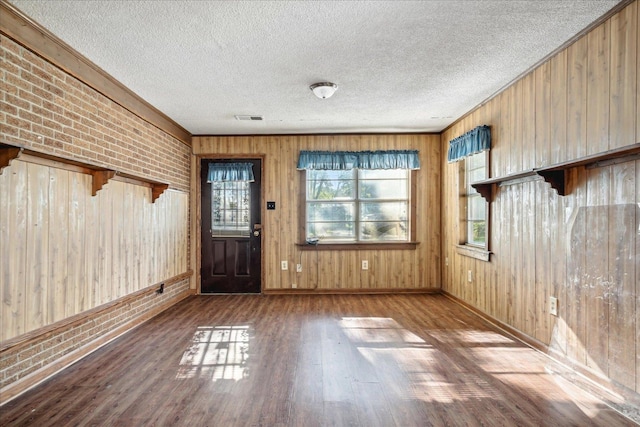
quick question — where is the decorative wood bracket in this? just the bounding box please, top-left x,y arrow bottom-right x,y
472,183 -> 493,202
0,143 -> 169,203
472,143 -> 640,202
0,146 -> 23,175
91,170 -> 116,196
536,169 -> 567,196
151,183 -> 169,203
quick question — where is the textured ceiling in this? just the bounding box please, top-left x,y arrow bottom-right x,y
8,0 -> 622,136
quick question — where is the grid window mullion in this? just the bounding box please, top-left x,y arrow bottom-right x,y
306,169 -> 409,242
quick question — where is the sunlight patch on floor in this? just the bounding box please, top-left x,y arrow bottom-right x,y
176,325 -> 250,381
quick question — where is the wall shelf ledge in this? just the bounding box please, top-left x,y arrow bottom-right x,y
0,143 -> 169,203
472,143 -> 640,201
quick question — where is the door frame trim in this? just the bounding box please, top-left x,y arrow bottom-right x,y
192,154 -> 266,294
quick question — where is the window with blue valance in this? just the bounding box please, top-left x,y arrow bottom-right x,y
207,162 -> 255,182
297,150 -> 420,170
447,125 -> 491,162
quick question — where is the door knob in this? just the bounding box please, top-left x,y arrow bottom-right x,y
253,230 -> 260,237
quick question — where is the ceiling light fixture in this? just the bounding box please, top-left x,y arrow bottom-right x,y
310,82 -> 338,99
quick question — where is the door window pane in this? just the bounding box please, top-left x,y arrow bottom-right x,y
212,181 -> 250,236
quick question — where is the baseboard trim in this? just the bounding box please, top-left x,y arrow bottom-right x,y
441,290 -> 640,423
440,290 -> 548,352
0,279 -> 194,405
263,287 -> 441,295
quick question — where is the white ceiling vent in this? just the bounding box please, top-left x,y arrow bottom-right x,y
235,115 -> 264,121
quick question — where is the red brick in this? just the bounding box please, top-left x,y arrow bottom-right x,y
32,86 -> 55,102
31,65 -> 54,83
3,50 -> 32,72
42,118 -> 63,132
21,49 -> 45,69
54,131 -> 72,144
20,69 -> 44,87
42,62 -> 67,81
19,108 -> 43,124
0,100 -> 18,116
53,113 -> 72,127
6,115 -> 31,130
31,124 -> 55,138
1,58 -> 20,76
42,100 -> 64,115
5,93 -> 30,110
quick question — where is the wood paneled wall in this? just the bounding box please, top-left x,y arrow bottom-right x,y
0,159 -> 189,341
441,1 -> 639,392
193,134 -> 441,292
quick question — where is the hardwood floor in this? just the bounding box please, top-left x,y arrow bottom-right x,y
1,294 -> 636,426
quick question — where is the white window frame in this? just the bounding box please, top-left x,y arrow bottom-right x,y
456,151 -> 490,261
302,169 -> 415,245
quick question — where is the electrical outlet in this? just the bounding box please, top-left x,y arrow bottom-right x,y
362,260 -> 369,270
549,296 -> 558,316
445,257 -> 449,266
281,261 -> 288,270
467,270 -> 473,282
296,264 -> 302,273
292,283 -> 297,289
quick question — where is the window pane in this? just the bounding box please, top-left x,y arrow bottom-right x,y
308,170 -> 354,180
360,221 -> 408,241
359,169 -> 407,179
360,202 -> 407,221
467,167 -> 486,185
467,195 -> 486,221
464,152 -> 488,246
307,170 -> 355,201
307,222 -> 355,240
307,202 -> 355,222
359,179 -> 407,200
466,152 -> 485,169
467,220 -> 486,245
307,180 -> 355,200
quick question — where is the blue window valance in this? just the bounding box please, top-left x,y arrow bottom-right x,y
207,162 -> 255,182
297,150 -> 420,170
447,125 -> 491,162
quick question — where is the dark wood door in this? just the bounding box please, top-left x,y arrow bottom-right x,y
201,159 -> 261,293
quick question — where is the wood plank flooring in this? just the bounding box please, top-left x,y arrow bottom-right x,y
1,294 -> 636,426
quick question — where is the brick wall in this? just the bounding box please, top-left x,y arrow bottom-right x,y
0,33 -> 194,403
1,35 -> 190,192
0,277 -> 192,403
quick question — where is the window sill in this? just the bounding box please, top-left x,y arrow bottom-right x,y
455,244 -> 491,261
296,242 -> 419,251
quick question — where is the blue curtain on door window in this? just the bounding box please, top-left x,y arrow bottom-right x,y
207,162 -> 255,182
297,150 -> 420,170
447,125 -> 491,162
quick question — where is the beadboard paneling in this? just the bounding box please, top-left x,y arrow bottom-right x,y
0,160 -> 189,341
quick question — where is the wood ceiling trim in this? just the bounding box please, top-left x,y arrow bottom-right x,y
0,0 -> 192,147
